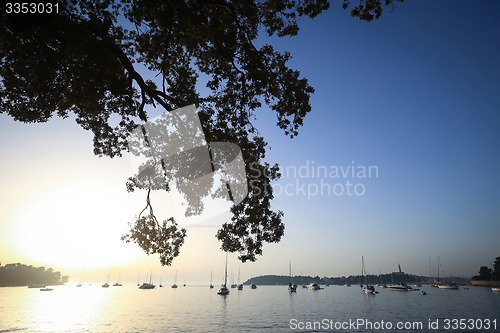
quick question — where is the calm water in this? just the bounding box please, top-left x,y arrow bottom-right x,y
1,284 -> 499,332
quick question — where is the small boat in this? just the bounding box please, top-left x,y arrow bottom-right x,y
421,291 -> 427,295
251,283 -> 257,289
217,253 -> 230,296
362,285 -> 377,294
76,269 -> 84,288
217,284 -> 230,295
288,261 -> 297,292
388,282 -> 413,291
113,273 -> 122,286
172,270 -> 178,288
139,271 -> 155,289
102,267 -> 111,288
236,268 -> 243,290
491,287 -> 500,293
361,256 -> 377,294
139,282 -> 155,289
307,282 -> 322,290
437,283 -> 459,290
40,287 -> 53,291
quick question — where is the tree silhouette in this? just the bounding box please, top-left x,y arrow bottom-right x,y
1,0 -> 403,265
493,257 -> 500,279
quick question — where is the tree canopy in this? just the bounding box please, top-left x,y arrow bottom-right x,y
472,257 -> 500,280
1,0 -> 403,265
0,263 -> 68,287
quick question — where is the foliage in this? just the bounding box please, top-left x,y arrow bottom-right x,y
0,263 -> 68,287
0,0 -> 403,265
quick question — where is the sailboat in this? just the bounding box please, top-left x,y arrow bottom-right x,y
209,269 -> 214,289
113,273 -> 122,286
230,269 -> 237,288
172,270 -> 178,288
139,270 -> 155,289
217,253 -> 230,295
361,256 -> 377,294
288,260 -> 297,292
76,269 -> 84,287
237,267 -> 243,290
102,267 -> 110,288
431,256 -> 442,287
434,256 -> 459,289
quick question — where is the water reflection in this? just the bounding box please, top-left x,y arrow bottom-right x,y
28,285 -> 111,332
1,284 -> 499,332
218,294 -> 229,333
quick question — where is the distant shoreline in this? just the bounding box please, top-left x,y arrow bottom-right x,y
470,280 -> 500,287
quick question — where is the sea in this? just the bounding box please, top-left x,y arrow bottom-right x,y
0,284 -> 499,332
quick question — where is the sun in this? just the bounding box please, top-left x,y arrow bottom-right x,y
9,181 -> 143,270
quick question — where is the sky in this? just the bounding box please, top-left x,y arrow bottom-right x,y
1,0 -> 499,285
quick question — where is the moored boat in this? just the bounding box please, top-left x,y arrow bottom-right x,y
307,282 -> 322,290
139,282 -> 155,289
217,253 -> 230,296
139,271 -> 155,289
361,256 -> 377,294
437,282 -> 459,289
388,282 -> 413,291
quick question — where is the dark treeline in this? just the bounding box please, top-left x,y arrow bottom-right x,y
244,273 -> 468,286
0,263 -> 69,287
471,256 -> 500,281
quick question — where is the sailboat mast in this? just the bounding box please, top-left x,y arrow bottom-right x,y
224,253 -> 228,286
437,255 -> 440,281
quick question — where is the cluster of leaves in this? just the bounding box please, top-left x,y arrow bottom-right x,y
121,215 -> 186,266
1,0 -> 403,265
343,0 -> 404,21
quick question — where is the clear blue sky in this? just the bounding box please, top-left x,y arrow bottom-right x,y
1,1 -> 499,283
